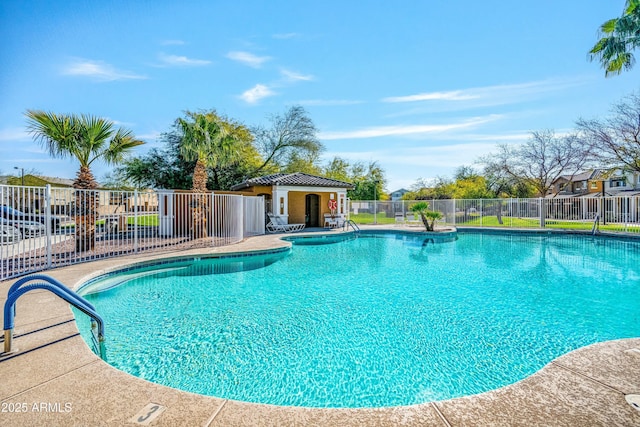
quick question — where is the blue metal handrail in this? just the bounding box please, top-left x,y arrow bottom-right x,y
8,274 -> 97,316
3,275 -> 105,359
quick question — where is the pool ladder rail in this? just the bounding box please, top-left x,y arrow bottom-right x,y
591,214 -> 600,235
343,219 -> 361,234
2,274 -> 106,360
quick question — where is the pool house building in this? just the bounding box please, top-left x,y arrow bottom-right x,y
230,172 -> 354,228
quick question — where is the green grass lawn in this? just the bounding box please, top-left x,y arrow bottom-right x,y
456,215 -> 640,233
73,214 -> 160,227
458,216 -> 540,227
127,214 -> 159,226
349,212 -> 397,224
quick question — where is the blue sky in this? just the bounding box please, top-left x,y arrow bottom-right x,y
1,1 -> 638,192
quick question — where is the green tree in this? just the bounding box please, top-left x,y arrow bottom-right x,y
116,124 -> 261,191
177,110 -> 249,192
25,110 -> 144,251
589,0 -> 640,76
281,149 -> 323,175
448,166 -> 493,199
323,156 -> 351,182
347,161 -> 386,200
450,176 -> 493,199
402,176 -> 455,200
176,110 -> 252,238
409,202 -> 442,231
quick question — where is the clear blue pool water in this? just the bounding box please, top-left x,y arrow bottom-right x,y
76,231 -> 640,408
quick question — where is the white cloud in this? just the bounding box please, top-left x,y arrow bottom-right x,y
240,84 -> 276,104
384,90 -> 478,103
319,115 -> 501,140
158,53 -> 211,67
62,59 -> 147,81
226,51 -> 271,68
281,68 -> 314,82
382,77 -> 590,106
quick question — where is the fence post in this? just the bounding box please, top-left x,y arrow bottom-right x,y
134,189 -> 139,253
239,195 -> 244,240
452,199 -> 456,226
539,198 -> 545,228
45,184 -> 52,269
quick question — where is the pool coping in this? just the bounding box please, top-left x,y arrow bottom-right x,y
1,225 -> 639,426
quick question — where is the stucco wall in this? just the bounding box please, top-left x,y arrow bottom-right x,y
288,192 -> 311,224
289,191 -> 340,225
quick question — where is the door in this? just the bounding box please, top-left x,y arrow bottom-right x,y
305,194 -> 320,227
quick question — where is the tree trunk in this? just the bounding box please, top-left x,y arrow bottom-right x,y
73,166 -> 99,252
420,214 -> 434,231
496,200 -> 504,225
191,159 -> 208,192
191,159 -> 209,238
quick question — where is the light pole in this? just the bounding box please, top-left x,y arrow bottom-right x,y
373,179 -> 380,225
14,166 -> 24,186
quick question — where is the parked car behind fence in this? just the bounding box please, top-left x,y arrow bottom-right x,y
1,206 -> 61,231
0,224 -> 21,244
0,217 -> 46,238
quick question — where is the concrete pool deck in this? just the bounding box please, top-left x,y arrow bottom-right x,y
1,225 -> 639,426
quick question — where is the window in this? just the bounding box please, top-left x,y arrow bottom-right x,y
590,182 -> 597,189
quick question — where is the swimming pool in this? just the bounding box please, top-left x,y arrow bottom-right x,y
75,231 -> 640,408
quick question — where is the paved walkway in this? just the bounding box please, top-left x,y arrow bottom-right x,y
1,227 -> 639,426
0,234 -> 74,259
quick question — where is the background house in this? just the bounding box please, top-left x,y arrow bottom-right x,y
593,169 -> 640,196
548,170 -> 601,197
390,188 -> 409,201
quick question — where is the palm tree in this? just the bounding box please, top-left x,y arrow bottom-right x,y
25,110 -> 144,251
590,0 -> 640,76
177,110 -> 244,237
409,202 -> 443,232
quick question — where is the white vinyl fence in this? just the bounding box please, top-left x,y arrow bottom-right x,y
349,197 -> 640,233
1,185 -> 265,280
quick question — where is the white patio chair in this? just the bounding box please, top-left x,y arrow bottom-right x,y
267,213 -> 305,233
323,213 -> 338,228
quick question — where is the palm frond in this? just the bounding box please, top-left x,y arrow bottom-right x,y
601,18 -> 618,34
590,0 -> 640,76
25,110 -> 77,159
99,128 -> 145,166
